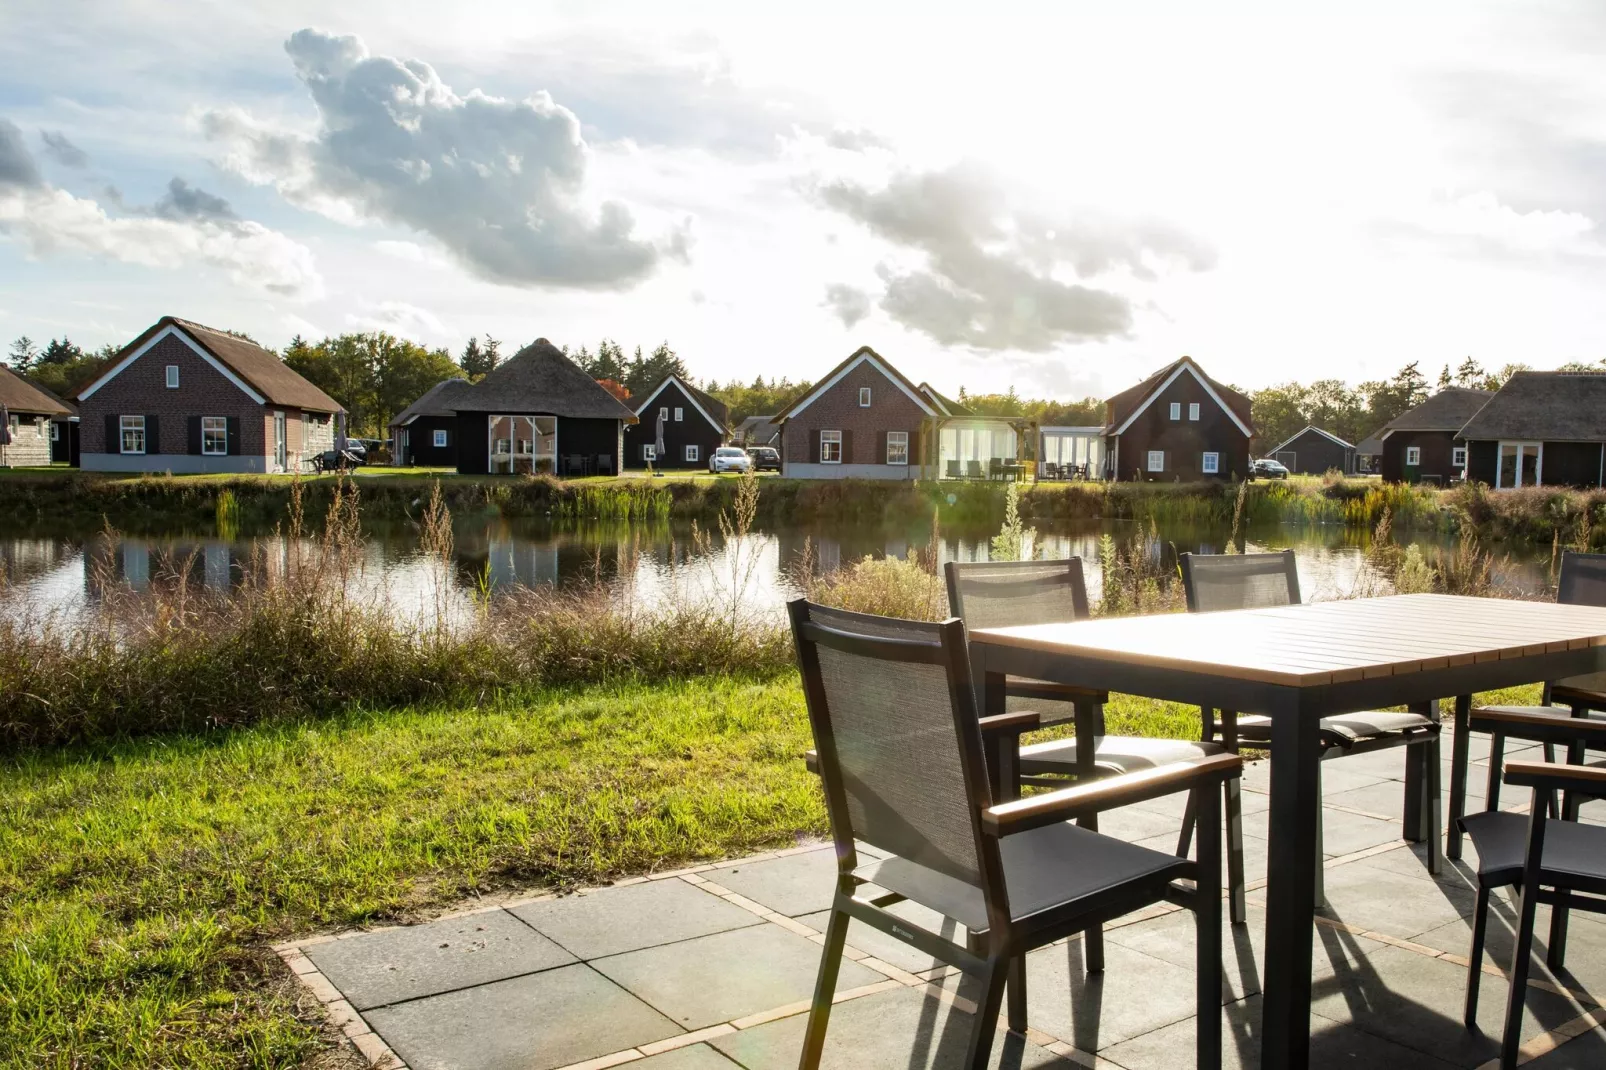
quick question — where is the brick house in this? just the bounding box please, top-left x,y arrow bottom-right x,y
0,364 -> 74,467
76,316 -> 344,474
623,374 -> 730,469
774,346 -> 1023,479
1102,357 -> 1253,481
1376,387 -> 1492,484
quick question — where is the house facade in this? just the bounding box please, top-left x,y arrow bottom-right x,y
1269,426 -> 1355,476
775,348 -> 933,479
441,339 -> 636,476
0,364 -> 74,467
623,375 -> 729,469
1377,388 -> 1492,484
390,379 -> 469,467
1102,357 -> 1253,482
76,317 -> 343,474
1458,371 -> 1606,488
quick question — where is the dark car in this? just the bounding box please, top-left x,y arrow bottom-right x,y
1251,458 -> 1290,480
746,446 -> 780,472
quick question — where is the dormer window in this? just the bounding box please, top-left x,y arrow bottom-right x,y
859,387 -> 872,407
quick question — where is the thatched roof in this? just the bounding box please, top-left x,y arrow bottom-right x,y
1381,387 -> 1492,433
390,378 -> 471,428
1103,356 -> 1252,435
458,338 -> 638,421
0,364 -> 73,417
1459,371 -> 1606,442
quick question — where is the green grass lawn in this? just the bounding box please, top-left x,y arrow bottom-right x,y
0,674 -> 1544,1068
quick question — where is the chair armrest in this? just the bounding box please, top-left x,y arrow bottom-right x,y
1004,680 -> 1111,705
978,710 -> 1041,737
1504,760 -> 1606,799
982,753 -> 1243,836
1550,684 -> 1606,710
1470,706 -> 1606,747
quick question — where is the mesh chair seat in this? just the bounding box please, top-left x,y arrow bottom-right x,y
855,822 -> 1187,932
1473,704 -> 1606,724
1550,676 -> 1606,707
1228,709 -> 1439,748
1018,735 -> 1227,776
1459,810 -> 1606,888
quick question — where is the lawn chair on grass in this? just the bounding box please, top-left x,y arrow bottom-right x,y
788,598 -> 1237,1070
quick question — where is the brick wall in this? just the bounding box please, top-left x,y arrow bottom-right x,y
80,333 -> 267,457
781,361 -> 928,472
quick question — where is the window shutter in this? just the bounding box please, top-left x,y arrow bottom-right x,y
810,432 -> 821,464
842,429 -> 854,463
188,416 -> 202,455
225,416 -> 241,455
105,414 -> 120,454
910,430 -> 922,467
879,430 -> 888,463
146,415 -> 161,454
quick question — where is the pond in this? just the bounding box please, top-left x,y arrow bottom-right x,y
0,512 -> 1562,624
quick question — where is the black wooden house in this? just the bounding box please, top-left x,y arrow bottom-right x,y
623,375 -> 730,469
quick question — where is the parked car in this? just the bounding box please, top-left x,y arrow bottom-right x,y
1251,458 -> 1289,480
708,446 -> 752,474
745,446 -> 780,472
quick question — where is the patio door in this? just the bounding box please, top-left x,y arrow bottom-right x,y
273,411 -> 287,472
1496,442 -> 1542,488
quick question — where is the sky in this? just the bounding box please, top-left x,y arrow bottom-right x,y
3,1 -> 1606,401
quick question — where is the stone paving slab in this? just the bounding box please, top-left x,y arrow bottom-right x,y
511,876 -> 764,959
591,922 -> 884,1030
364,963 -> 682,1070
798,900 -> 967,976
1313,855 -> 1476,940
304,908 -> 574,1011
632,1044 -> 745,1068
704,849 -> 847,918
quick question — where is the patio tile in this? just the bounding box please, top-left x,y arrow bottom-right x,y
1077,804 -> 1182,844
634,1045 -> 744,1068
1100,994 -> 1461,1070
1240,805 -> 1406,860
591,923 -> 882,1030
1242,759 -> 1388,796
1315,857 -> 1476,939
1523,1026 -> 1606,1069
365,963 -> 681,1070
304,909 -> 574,1011
1413,899 -> 1606,997
1308,942 -> 1586,1068
1132,825 -> 1270,878
510,878 -> 763,959
707,848 -> 844,918
708,985 -> 1075,1069
798,900 -> 967,975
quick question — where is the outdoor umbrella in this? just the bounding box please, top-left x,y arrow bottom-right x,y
655,408 -> 666,460
0,404 -> 10,446
335,411 -> 347,453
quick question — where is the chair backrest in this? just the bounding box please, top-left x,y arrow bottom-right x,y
788,599 -> 1000,897
1180,550 -> 1301,612
945,559 -> 1092,631
1558,551 -> 1606,608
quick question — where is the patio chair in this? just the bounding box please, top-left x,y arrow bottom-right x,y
1040,462 -> 1058,481
788,598 -> 1236,1070
966,460 -> 984,480
946,459 -> 960,479
1450,551 -> 1606,854
1457,714 -> 1606,1069
1179,550 -> 1444,904
594,454 -> 614,476
946,559 -> 1247,925
989,457 -> 1005,481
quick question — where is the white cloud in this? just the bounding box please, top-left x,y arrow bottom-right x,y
201,28 -> 676,291
345,300 -> 449,340
373,239 -> 450,268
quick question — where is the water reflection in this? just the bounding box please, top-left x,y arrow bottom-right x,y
0,517 -> 1561,623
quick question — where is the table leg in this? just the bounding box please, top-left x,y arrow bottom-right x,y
1262,694 -> 1319,1070
1447,695 -> 1471,861
1074,696 -> 1105,972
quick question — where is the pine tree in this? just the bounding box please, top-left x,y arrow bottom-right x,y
7,335 -> 38,371
460,336 -> 484,379
1437,364 -> 1452,390
1454,356 -> 1485,389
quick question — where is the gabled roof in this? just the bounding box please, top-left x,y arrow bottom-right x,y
0,365 -> 73,417
1355,430 -> 1385,455
1378,387 -> 1493,437
1104,356 -> 1253,437
735,415 -> 780,445
1269,425 -> 1355,455
774,346 -> 940,422
458,338 -> 638,422
78,316 -> 344,412
631,374 -> 729,433
1458,371 -> 1606,442
389,378 -> 471,428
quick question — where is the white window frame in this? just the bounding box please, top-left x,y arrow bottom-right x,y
50,421 -> 60,442
120,415 -> 146,455
659,407 -> 668,422
685,444 -> 699,462
674,407 -> 684,422
1405,445 -> 1421,466
165,365 -> 179,389
433,428 -> 449,448
859,387 -> 872,408
1188,402 -> 1200,421
1496,441 -> 1543,489
1201,451 -> 1220,474
642,444 -> 657,461
1168,402 -> 1181,420
1146,450 -> 1165,472
1451,446 -> 1467,469
201,416 -> 228,456
886,430 -> 909,465
821,429 -> 843,464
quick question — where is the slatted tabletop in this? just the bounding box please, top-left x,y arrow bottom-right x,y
970,593 -> 1606,687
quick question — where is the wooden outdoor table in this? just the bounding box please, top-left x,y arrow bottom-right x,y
968,593 -> 1606,1070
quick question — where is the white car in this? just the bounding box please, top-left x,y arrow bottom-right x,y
708,446 -> 753,474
